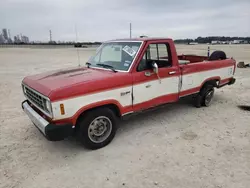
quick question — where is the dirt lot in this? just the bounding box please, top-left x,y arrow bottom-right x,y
0,45 -> 250,188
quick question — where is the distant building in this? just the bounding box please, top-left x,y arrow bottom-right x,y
21,35 -> 29,43
2,28 -> 8,41
14,35 -> 21,43
14,36 -> 18,43
1,28 -> 31,44
212,41 -> 232,45
232,40 -> 242,44
211,41 -> 219,45
7,38 -> 12,43
188,42 -> 198,45
7,29 -> 13,43
8,29 -> 11,39
14,36 -> 17,43
0,34 -> 5,44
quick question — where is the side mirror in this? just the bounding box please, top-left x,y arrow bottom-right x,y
152,61 -> 159,74
151,61 -> 161,83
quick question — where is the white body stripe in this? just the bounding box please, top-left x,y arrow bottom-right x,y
181,66 -> 234,91
133,76 -> 179,104
51,66 -> 234,120
52,86 -> 132,120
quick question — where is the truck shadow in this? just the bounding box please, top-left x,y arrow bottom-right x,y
238,105 -> 250,111
116,96 -> 195,136
45,134 -> 85,151
116,93 -> 226,137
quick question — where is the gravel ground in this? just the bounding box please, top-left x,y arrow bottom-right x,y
0,45 -> 250,188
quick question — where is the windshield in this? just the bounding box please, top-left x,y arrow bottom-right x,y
88,41 -> 142,71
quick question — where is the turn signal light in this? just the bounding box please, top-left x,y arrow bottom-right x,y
60,104 -> 65,115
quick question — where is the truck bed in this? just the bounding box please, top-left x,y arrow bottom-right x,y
161,54 -> 208,65
157,53 -> 234,97
178,57 -> 235,97
178,54 -> 208,63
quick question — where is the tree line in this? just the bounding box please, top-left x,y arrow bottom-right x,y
174,36 -> 250,44
2,41 -> 102,46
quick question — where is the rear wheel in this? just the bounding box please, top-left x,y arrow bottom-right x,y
194,84 -> 214,108
77,108 -> 117,149
202,87 -> 215,106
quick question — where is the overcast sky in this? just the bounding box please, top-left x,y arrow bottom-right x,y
1,0 -> 249,42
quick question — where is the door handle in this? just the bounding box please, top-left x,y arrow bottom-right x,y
145,84 -> 151,88
145,72 -> 152,77
169,71 -> 176,75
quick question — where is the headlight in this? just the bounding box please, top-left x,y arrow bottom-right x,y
45,100 -> 52,113
22,85 -> 27,95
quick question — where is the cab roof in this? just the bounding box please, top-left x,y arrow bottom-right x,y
107,37 -> 172,42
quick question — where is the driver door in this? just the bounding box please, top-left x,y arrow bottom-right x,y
132,42 -> 180,111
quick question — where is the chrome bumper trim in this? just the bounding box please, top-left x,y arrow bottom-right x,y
22,101 -> 49,135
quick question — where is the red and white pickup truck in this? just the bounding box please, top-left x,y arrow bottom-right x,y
22,38 -> 236,149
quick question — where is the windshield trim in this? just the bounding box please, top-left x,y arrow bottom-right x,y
88,41 -> 144,72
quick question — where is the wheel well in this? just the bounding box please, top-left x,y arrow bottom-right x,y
75,104 -> 121,127
202,79 -> 219,89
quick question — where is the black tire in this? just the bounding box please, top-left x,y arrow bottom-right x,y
208,51 -> 227,61
194,94 -> 202,108
201,85 -> 215,107
194,84 -> 214,107
77,108 -> 117,150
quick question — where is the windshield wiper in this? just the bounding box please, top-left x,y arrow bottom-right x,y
96,63 -> 117,72
85,62 -> 91,68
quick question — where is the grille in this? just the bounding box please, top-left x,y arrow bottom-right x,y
24,86 -> 48,113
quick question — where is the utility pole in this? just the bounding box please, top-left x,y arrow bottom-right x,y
129,23 -> 132,38
49,30 -> 52,42
75,24 -> 81,67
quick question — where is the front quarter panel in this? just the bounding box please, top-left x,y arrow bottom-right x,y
51,85 -> 133,121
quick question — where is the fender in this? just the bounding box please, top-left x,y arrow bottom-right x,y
52,99 -> 132,125
199,76 -> 221,89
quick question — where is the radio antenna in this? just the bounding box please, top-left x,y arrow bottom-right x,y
75,24 -> 81,67
129,23 -> 132,38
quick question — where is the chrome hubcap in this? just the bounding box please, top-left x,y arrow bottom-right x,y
205,90 -> 214,105
88,116 -> 112,143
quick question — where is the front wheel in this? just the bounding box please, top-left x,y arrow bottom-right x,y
77,108 -> 117,150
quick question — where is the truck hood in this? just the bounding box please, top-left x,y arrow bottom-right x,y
22,67 -> 131,101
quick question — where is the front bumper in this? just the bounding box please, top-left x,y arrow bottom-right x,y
22,101 -> 74,141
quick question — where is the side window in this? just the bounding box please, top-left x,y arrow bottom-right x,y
158,44 -> 169,61
153,43 -> 172,68
137,43 -> 172,72
137,53 -> 148,72
148,44 -> 158,60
